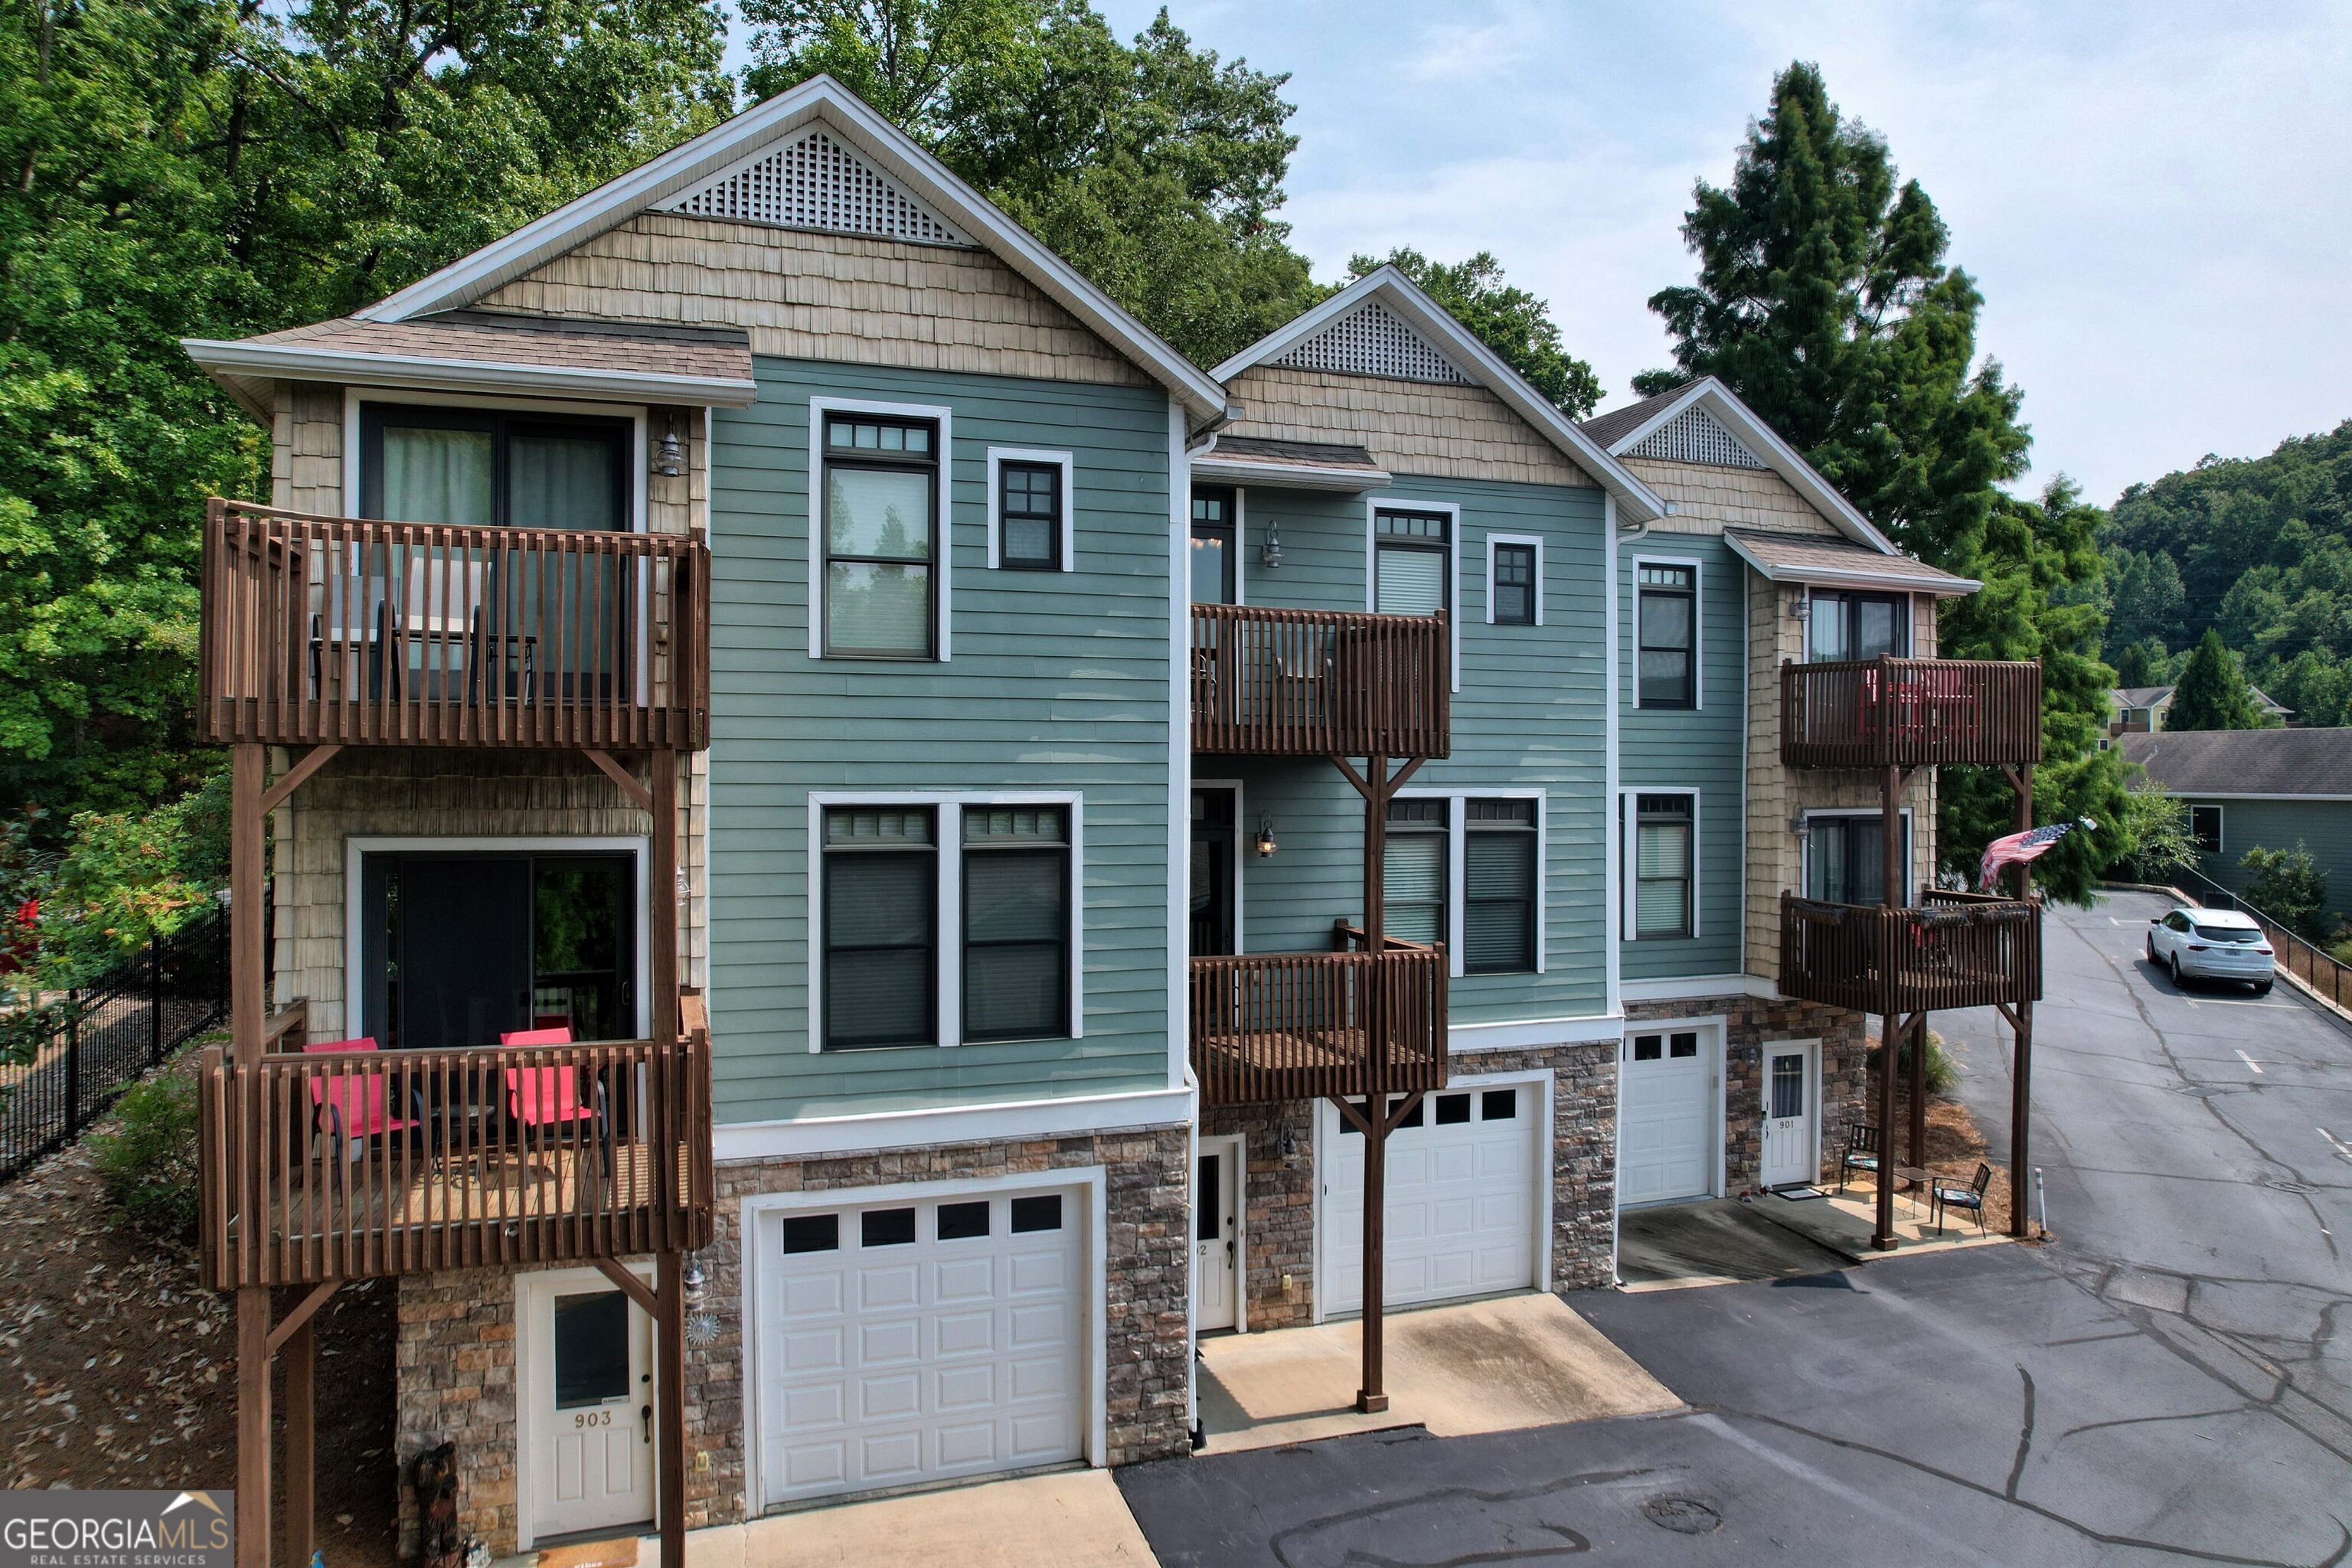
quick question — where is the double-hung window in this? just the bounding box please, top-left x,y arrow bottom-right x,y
2188,805 -> 2223,855
1374,509 -> 1450,617
1491,541 -> 1537,626
1382,799 -> 1449,945
1633,795 -> 1695,939
822,807 -> 938,1050
1636,564 -> 1696,707
998,462 -> 1062,570
822,415 -> 938,658
1808,590 -> 1908,662
1463,799 -> 1538,974
962,806 -> 1071,1041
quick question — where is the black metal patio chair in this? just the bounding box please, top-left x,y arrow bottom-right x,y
1932,1162 -> 1993,1236
1838,1124 -> 1883,1194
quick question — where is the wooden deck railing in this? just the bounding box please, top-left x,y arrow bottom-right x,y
1189,945 -> 1447,1106
197,1023 -> 714,1290
1779,890 -> 2042,1014
1191,604 -> 1449,757
1781,657 -> 2041,769
198,498 -> 710,750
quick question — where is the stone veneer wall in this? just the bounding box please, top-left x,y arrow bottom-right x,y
391,1124 -> 1189,1557
1202,1041 -> 1617,1330
1625,994 -> 1870,1191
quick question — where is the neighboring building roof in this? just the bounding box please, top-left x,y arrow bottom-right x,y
186,311 -> 759,416
1187,435 -> 1390,492
332,75 -> 1225,424
1723,528 -> 1978,596
1208,267 -> 1668,524
1580,377 -> 1897,556
2110,684 -> 2292,717
2119,728 -> 2352,799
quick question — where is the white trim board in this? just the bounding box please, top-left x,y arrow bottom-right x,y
984,446 -> 1076,571
1723,530 -> 1978,596
1449,1013 -> 1625,1053
351,74 -> 1226,423
807,396 -> 956,662
185,338 -> 756,409
1631,551 -> 1704,709
712,1083 -> 1191,1161
342,835 -> 652,1043
1621,973 -> 1778,1004
1485,532 -> 1544,626
1168,399 -> 1191,1092
1365,496 -> 1462,692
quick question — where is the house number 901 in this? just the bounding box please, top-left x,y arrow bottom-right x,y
574,1411 -> 614,1429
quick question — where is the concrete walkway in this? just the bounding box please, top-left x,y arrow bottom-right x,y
669,1469 -> 1159,1568
1617,1187 -> 2008,1292
1195,1292 -> 1677,1454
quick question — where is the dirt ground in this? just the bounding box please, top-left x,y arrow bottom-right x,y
1894,1089 -> 2015,1234
1,1050 -> 401,1568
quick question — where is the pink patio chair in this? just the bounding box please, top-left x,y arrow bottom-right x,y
498,1026 -> 612,1181
306,1046 -> 418,1165
302,1035 -> 379,1054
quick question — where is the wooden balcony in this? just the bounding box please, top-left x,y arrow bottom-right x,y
1781,657 -> 2041,769
198,498 -> 710,750
196,1004 -> 714,1291
1190,941 -> 1448,1106
1779,890 -> 2042,1015
1191,604 -> 1449,758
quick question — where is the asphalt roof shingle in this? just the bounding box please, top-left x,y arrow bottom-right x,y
1577,385 -> 1690,449
2118,728 -> 2352,798
240,309 -> 755,382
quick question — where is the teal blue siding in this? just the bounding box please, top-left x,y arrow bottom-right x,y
2190,796 -> 2352,921
1216,478 -> 1611,1026
1618,534 -> 1746,979
707,357 -> 1174,1122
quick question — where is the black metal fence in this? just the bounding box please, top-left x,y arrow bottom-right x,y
0,910 -> 227,1182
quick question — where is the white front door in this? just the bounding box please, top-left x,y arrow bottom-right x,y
1322,1083 -> 1540,1315
1194,1143 -> 1239,1332
756,1187 -> 1086,1507
1760,1042 -> 1819,1189
1619,1028 -> 1714,1207
528,1281 -> 654,1541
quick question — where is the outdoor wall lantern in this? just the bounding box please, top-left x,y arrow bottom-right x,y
1259,523 -> 1283,570
1786,590 -> 1811,622
656,415 -> 687,478
1254,817 -> 1279,858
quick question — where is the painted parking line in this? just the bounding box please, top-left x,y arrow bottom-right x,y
2236,1050 -> 2263,1074
2324,1129 -> 2352,1165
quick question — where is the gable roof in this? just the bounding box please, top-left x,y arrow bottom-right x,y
1580,377 -> 1896,554
2119,728 -> 2352,799
341,75 -> 1224,424
2112,684 -> 2292,717
1210,268 -> 1667,524
1724,528 -> 1978,596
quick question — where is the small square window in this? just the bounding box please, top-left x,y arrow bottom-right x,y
1669,1033 -> 1699,1059
1481,1089 -> 1517,1121
1010,1194 -> 1063,1233
1632,1035 -> 1663,1062
781,1214 -> 838,1254
998,460 -> 1063,570
1435,1093 -> 1472,1125
861,1207 -> 916,1247
1492,541 -> 1537,626
937,1200 -> 991,1240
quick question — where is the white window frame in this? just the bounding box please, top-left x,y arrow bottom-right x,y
1619,788 -> 1700,942
1365,496 -> 1462,692
808,396 -> 956,661
1632,553 -> 1704,710
1393,787 -> 1548,978
985,446 -> 1076,572
1485,532 -> 1544,626
1798,807 -> 1915,906
2188,802 -> 2224,856
806,789 -> 1083,1053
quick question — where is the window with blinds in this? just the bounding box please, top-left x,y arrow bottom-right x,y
1464,799 -> 1537,973
1375,510 -> 1449,617
1383,798 -> 1448,946
822,807 -> 937,1048
962,806 -> 1070,1041
1637,564 -> 1696,707
1634,794 -> 1694,939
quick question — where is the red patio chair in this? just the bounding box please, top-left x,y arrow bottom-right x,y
498,1025 -> 612,1181
308,1052 -> 417,1165
302,1035 -> 379,1053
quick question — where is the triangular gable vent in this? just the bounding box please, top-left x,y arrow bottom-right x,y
1273,301 -> 1471,385
1629,404 -> 1766,469
656,126 -> 974,247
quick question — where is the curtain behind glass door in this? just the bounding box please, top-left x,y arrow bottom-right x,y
509,426 -> 627,703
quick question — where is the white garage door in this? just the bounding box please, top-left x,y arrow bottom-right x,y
1322,1082 -> 1540,1315
1619,1027 -> 1713,1206
757,1187 -> 1085,1506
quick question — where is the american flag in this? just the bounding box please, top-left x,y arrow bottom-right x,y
1978,822 -> 2079,890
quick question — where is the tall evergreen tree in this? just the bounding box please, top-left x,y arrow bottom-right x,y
2167,629 -> 2265,730
1640,61 -> 2126,897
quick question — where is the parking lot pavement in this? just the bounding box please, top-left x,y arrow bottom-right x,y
1119,889 -> 2352,1566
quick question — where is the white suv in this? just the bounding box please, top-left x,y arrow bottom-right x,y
2147,906 -> 2275,994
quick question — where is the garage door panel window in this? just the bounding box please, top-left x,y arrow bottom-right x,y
1464,799 -> 1538,974
1634,795 -> 1695,939
1010,1194 -> 1062,1233
824,808 -> 937,1050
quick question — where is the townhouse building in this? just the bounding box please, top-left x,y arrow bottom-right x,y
181,75 -> 2042,1568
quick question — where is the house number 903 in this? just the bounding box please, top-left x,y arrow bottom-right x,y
573,1410 -> 614,1429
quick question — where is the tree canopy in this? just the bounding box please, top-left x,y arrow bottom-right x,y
2166,628 -> 2269,731
1348,248 -> 1601,416
1638,61 -> 2127,898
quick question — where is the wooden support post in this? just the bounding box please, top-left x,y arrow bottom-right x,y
2010,764 -> 2036,1238
283,1315 -> 315,1568
656,1250 -> 688,1568
232,744 -> 266,1067
652,751 -> 678,1048
1906,1011 -> 1928,1171
1357,1096 -> 1389,1413
1873,763 -> 1903,1252
237,1285 -> 272,1568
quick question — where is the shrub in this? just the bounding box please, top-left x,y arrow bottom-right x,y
2240,842 -> 2331,943
1869,1031 -> 1958,1097
88,1071 -> 201,1243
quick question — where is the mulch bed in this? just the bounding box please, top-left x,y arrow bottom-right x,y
1882,1089 -> 2017,1235
1,1049 -> 402,1568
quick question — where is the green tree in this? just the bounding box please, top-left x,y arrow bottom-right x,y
1348,248 -> 1600,416
2114,789 -> 2200,884
1638,62 -> 2122,898
742,1 -> 1320,367
2167,629 -> 2265,730
2240,842 -> 2331,941
2105,546 -> 2186,653
2111,636 -> 2173,688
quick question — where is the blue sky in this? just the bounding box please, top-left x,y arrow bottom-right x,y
733,3 -> 2352,508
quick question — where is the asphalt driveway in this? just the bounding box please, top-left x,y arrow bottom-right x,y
1119,891 -> 2351,1566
